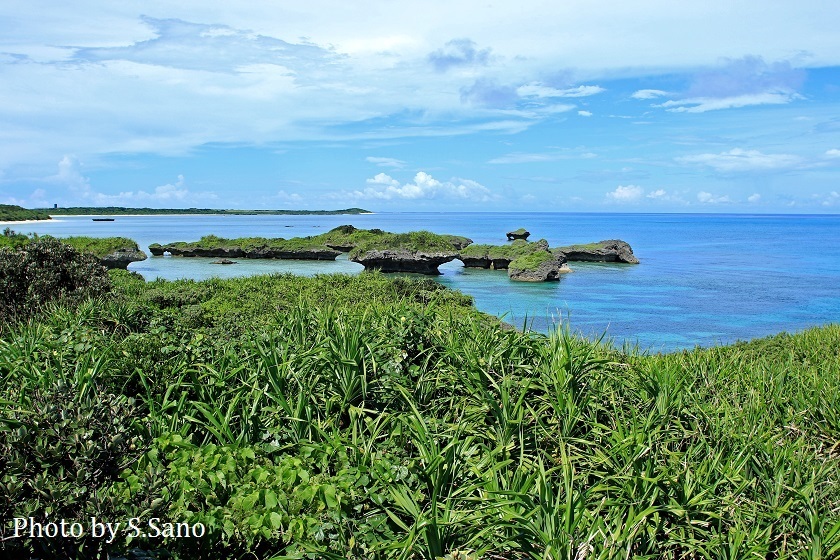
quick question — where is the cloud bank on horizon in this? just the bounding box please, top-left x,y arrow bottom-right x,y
1,1 -> 839,212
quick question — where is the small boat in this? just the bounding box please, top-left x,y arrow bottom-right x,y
92,218 -> 115,222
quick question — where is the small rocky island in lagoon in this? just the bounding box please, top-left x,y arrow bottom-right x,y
150,225 -> 638,282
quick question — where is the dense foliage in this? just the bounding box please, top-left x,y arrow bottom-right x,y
0,204 -> 51,221
43,207 -> 371,216
0,261 -> 838,559
0,236 -> 111,322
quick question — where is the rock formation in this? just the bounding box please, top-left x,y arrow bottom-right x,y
508,253 -> 571,282
506,228 -> 530,241
553,240 -> 639,264
100,248 -> 147,270
350,248 -> 458,275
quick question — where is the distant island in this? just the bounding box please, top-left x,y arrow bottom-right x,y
0,204 -> 52,221
40,206 -> 372,216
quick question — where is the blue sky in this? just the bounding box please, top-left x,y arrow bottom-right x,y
1,1 -> 839,212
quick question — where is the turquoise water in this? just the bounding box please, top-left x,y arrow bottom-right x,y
6,212 -> 840,352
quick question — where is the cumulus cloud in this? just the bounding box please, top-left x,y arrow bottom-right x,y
428,39 -> 491,72
675,148 -> 804,172
826,149 -> 840,158
366,156 -> 406,168
274,190 -> 303,203
340,171 -> 495,201
48,157 -> 216,205
697,191 -> 731,204
606,185 -> 644,203
89,175 -> 218,205
647,189 -> 667,199
578,110 -> 592,117
632,89 -> 669,99
748,193 -> 761,203
822,192 -> 840,206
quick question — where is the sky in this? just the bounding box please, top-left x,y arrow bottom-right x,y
1,1 -> 839,213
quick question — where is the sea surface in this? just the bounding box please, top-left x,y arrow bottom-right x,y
6,212 -> 840,352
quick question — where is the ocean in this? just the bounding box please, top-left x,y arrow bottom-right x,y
6,212 -> 840,352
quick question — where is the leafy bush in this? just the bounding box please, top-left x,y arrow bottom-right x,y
0,237 -> 111,323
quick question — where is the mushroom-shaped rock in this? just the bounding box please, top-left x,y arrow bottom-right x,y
506,228 -> 531,241
508,251 -> 571,282
350,248 -> 457,275
100,248 -> 147,270
553,239 -> 639,264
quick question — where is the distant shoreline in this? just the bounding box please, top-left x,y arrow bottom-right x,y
40,207 -> 373,216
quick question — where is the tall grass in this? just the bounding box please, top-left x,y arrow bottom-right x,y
1,272 -> 838,559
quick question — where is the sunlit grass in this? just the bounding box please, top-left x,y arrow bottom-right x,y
1,271 -> 838,559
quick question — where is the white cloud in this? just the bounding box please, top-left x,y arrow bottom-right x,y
488,150 -> 596,164
577,110 -> 592,117
366,156 -> 406,168
274,190 -> 303,203
647,189 -> 667,199
606,185 -> 644,203
632,89 -> 669,99
88,175 -> 218,205
697,191 -> 731,204
826,149 -> 840,158
676,148 -> 804,172
821,192 -> 840,206
338,171 -> 495,201
747,193 -> 761,203
517,83 -> 605,98
658,91 -> 802,113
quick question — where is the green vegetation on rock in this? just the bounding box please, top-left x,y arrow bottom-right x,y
0,204 -> 51,221
60,236 -> 142,258
348,230 -> 460,258
508,249 -> 553,271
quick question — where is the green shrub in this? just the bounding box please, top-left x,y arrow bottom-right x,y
0,237 -> 111,323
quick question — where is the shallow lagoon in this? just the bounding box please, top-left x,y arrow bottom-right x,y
7,212 -> 840,352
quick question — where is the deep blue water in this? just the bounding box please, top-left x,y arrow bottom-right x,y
6,212 -> 840,352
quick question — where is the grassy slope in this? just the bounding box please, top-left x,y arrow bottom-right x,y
1,271 -> 838,559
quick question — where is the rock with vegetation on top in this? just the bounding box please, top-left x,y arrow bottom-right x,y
508,251 -> 571,282
100,248 -> 148,269
553,239 -> 639,264
349,231 -> 460,275
506,228 -> 530,241
148,235 -> 340,260
210,258 -> 237,265
459,239 -> 549,270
